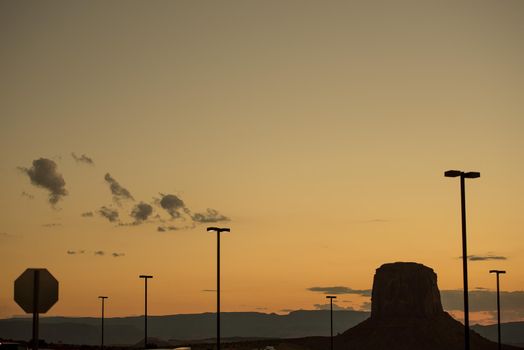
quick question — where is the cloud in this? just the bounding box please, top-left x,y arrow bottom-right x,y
71,153 -> 94,165
466,254 -> 507,261
0,232 -> 12,239
130,202 -> 153,223
19,158 -> 68,204
441,290 -> 524,313
67,250 -> 85,255
42,223 -> 61,227
104,173 -> 134,203
81,211 -> 94,217
202,289 -> 217,292
21,191 -> 34,199
314,303 -> 355,311
94,251 -> 105,256
98,206 -> 119,222
157,225 -> 179,232
280,309 -> 294,313
159,194 -> 187,218
112,252 -> 125,257
307,286 -> 371,296
192,208 -> 229,223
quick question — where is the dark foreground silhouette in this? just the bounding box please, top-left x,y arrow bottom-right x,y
199,262 -> 521,350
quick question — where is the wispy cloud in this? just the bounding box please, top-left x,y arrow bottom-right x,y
81,211 -> 94,217
98,206 -> 119,222
192,208 -> 229,223
94,250 -> 105,256
104,173 -> 134,203
21,191 -> 34,199
66,250 -> 85,255
466,254 -> 507,261
202,289 -> 217,292
19,158 -> 68,205
71,153 -> 94,165
441,290 -> 524,313
314,303 -> 355,311
307,286 -> 371,296
112,252 -> 125,257
157,225 -> 179,232
42,223 -> 61,227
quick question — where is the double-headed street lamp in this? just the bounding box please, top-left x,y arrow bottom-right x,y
207,226 -> 231,350
98,296 -> 108,350
489,270 -> 506,350
445,169 -> 480,350
139,275 -> 153,349
326,296 -> 337,350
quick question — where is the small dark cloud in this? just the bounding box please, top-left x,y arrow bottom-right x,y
71,153 -> 94,165
159,194 -> 187,218
130,202 -> 153,223
307,286 -> 371,296
19,158 -> 68,204
21,191 -> 34,199
42,223 -> 61,227
67,250 -> 85,255
94,250 -> 105,256
157,225 -> 179,232
98,206 -> 119,222
0,232 -> 12,239
104,173 -> 134,203
192,208 -> 229,223
256,307 -> 268,310
81,211 -> 94,217
112,252 -> 125,257
441,290 -> 524,313
280,309 -> 294,313
202,289 -> 217,292
466,254 -> 507,261
314,303 -> 355,311
475,287 -> 490,291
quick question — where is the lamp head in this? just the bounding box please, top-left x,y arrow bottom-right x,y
444,170 -> 462,177
139,275 -> 153,279
489,270 -> 506,274
464,171 -> 481,179
207,227 -> 231,233
326,295 -> 337,299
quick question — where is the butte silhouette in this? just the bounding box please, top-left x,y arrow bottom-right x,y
329,262 -> 518,350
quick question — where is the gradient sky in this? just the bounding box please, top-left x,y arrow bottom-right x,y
1,0 -> 523,325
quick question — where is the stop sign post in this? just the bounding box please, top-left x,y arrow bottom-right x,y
14,268 -> 59,350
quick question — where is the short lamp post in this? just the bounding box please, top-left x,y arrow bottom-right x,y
98,296 -> 108,350
206,226 -> 231,350
489,270 -> 506,350
326,296 -> 337,350
139,275 -> 153,349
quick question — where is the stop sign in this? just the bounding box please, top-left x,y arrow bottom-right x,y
14,268 -> 59,313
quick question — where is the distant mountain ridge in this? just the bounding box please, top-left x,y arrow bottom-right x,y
0,310 -> 369,346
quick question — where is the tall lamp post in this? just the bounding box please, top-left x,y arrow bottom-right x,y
444,169 -> 480,350
489,270 -> 506,350
98,296 -> 108,350
326,296 -> 337,350
139,275 -> 153,349
207,226 -> 231,350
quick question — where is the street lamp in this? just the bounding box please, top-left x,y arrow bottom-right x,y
444,169 -> 480,350
490,270 -> 506,350
98,296 -> 108,350
206,226 -> 231,350
326,296 -> 337,350
139,275 -> 153,349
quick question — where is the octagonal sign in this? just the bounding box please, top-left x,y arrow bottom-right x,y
14,268 -> 59,313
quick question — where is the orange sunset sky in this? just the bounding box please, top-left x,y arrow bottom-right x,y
1,0 -> 523,325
